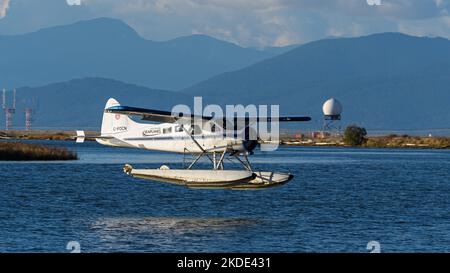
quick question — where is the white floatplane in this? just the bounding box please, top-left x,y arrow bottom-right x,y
76,98 -> 311,190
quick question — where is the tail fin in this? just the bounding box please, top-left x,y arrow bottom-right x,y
101,98 -> 137,135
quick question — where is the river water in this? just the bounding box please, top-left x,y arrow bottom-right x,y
1,140 -> 450,252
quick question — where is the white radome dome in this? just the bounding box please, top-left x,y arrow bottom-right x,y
322,98 -> 343,116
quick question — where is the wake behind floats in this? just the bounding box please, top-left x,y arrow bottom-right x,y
76,97 -> 311,190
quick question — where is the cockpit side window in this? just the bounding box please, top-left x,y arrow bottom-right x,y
212,120 -> 226,132
190,125 -> 202,135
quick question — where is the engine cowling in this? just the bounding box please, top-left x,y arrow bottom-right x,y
243,139 -> 258,153
230,127 -> 258,154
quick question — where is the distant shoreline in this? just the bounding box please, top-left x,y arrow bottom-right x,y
0,130 -> 95,141
278,134 -> 450,149
2,130 -> 450,149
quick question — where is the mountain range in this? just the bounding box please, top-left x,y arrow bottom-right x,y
1,18 -> 450,131
184,33 -> 450,130
0,17 -> 288,91
7,78 -> 190,129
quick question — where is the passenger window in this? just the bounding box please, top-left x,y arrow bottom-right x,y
175,125 -> 183,132
163,127 -> 172,134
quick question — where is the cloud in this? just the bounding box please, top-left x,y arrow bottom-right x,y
66,0 -> 82,6
79,0 -> 450,46
0,0 -> 10,18
1,0 -> 450,46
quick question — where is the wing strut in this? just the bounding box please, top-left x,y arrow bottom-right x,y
180,125 -> 216,169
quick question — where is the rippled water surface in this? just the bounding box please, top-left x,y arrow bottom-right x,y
1,141 -> 450,252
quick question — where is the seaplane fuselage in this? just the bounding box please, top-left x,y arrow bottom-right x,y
96,122 -> 250,154
93,99 -> 256,154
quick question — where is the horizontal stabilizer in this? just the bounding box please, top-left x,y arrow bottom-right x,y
75,130 -> 114,143
76,130 -> 85,143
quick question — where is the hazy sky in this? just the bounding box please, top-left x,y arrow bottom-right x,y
1,0 -> 450,47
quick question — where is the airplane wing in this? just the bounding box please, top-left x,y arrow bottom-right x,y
106,105 -> 311,124
224,116 -> 311,123
105,105 -> 211,123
